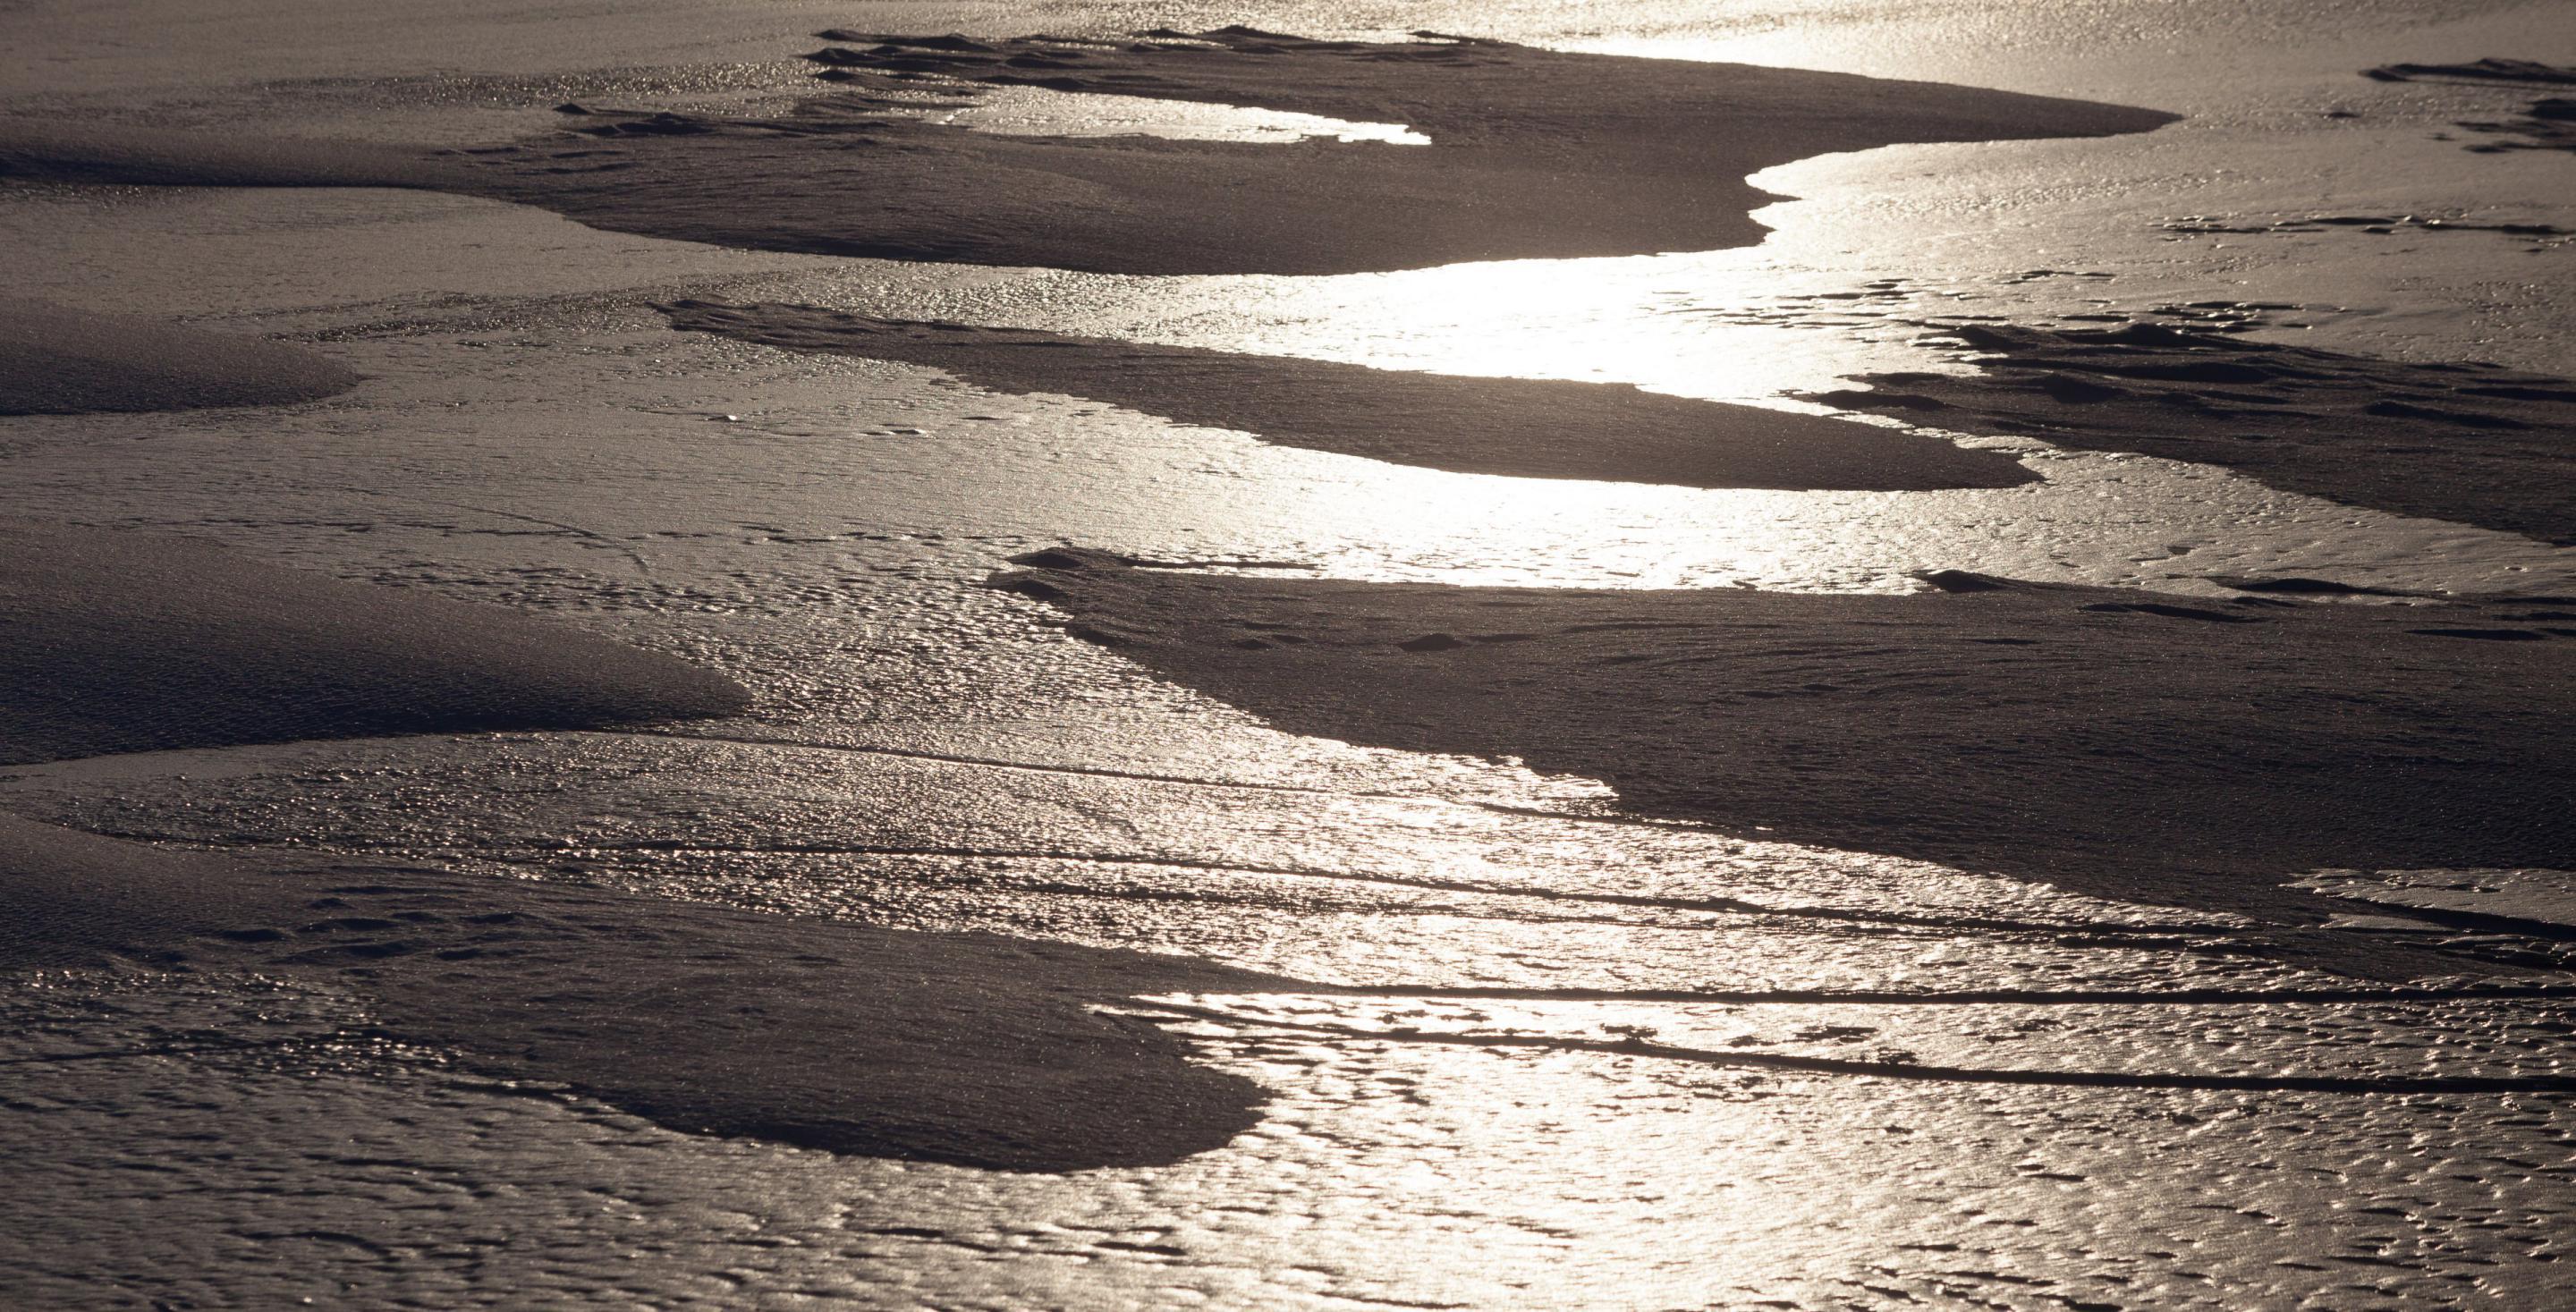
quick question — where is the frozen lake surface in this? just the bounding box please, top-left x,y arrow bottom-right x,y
1,0 -> 2572,1306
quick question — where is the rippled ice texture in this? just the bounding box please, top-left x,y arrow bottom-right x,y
1,0 -> 2572,1307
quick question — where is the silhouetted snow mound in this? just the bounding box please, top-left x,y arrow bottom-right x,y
0,297 -> 360,415
0,524 -> 750,764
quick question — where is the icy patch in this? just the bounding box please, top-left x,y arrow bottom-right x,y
920,86 -> 1428,145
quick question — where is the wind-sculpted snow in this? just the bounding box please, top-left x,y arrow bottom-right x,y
662,300 -> 2038,491
993,549 -> 2576,962
0,298 -> 360,415
0,817 -> 1272,1171
0,29 -> 2178,275
1808,322 -> 2576,545
0,525 -> 748,764
2365,58 -> 2576,153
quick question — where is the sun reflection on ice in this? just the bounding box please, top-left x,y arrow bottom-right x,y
913,85 -> 1431,145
